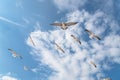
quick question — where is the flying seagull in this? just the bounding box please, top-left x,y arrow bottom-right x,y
85,29 -> 101,40
29,35 -> 36,46
50,22 -> 78,30
24,66 -> 30,71
8,48 -> 22,59
55,42 -> 65,53
90,61 -> 97,68
71,34 -> 81,45
102,78 -> 112,80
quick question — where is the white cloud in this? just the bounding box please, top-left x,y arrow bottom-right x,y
26,9 -> 120,80
53,0 -> 87,11
0,76 -> 17,80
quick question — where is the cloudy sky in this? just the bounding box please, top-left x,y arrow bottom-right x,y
0,0 -> 120,80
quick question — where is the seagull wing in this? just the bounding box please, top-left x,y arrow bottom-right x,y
8,48 -> 16,55
65,22 -> 78,26
90,61 -> 97,68
77,40 -> 81,45
85,29 -> 93,34
94,35 -> 101,40
8,48 -> 14,52
59,48 -> 65,53
50,23 -> 62,26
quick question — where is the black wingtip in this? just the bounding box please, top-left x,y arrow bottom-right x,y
71,34 -> 73,37
98,38 -> 101,40
8,48 -> 11,51
85,29 -> 88,31
75,22 -> 78,24
50,23 -> 53,25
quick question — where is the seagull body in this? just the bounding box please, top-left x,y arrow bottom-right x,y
102,78 -> 112,80
51,22 -> 78,30
85,29 -> 101,40
24,66 -> 30,71
55,42 -> 65,53
90,61 -> 97,68
8,48 -> 22,59
29,35 -> 35,46
71,34 -> 81,45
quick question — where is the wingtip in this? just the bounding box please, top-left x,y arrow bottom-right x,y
71,34 -> 74,37
8,48 -> 10,50
75,22 -> 78,24
85,29 -> 88,31
50,23 -> 53,25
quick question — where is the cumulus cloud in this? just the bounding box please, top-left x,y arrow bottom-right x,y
53,0 -> 87,11
26,8 -> 120,80
0,76 -> 18,80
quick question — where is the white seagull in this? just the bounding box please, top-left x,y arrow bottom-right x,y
71,34 -> 81,45
55,42 -> 65,53
51,22 -> 78,30
8,48 -> 22,59
29,35 -> 36,46
85,29 -> 101,40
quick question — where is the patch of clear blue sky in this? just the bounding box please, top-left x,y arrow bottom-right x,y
0,0 -> 120,80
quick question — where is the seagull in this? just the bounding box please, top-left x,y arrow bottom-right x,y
55,42 -> 65,53
24,66 -> 30,71
50,22 -> 78,30
29,35 -> 36,46
85,29 -> 101,40
8,48 -> 22,59
102,78 -> 112,80
71,34 -> 81,45
90,61 -> 97,68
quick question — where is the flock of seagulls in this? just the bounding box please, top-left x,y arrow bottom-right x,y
7,36 -> 35,71
50,21 -> 111,80
6,21 -> 111,80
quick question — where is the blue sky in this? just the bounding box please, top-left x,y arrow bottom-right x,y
0,0 -> 120,80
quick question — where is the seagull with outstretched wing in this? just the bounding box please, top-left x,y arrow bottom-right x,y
71,34 -> 81,45
50,22 -> 78,30
85,29 -> 101,40
8,48 -> 22,59
55,42 -> 65,53
90,61 -> 97,68
29,35 -> 36,46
